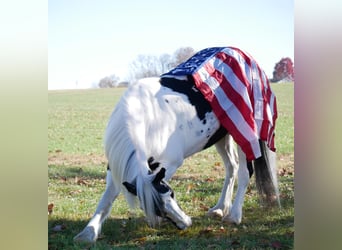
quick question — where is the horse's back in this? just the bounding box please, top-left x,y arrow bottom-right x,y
116,77 -> 224,165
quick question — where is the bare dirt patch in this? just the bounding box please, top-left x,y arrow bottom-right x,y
277,153 -> 294,176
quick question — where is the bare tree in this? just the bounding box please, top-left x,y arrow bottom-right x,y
98,74 -> 120,88
159,53 -> 172,74
128,54 -> 162,83
127,47 -> 196,83
171,47 -> 196,67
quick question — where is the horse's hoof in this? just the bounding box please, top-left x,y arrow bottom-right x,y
222,215 -> 241,225
73,226 -> 97,244
207,209 -> 224,218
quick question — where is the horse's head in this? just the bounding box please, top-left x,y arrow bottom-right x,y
123,167 -> 192,230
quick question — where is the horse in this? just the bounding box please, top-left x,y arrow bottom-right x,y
74,47 -> 279,244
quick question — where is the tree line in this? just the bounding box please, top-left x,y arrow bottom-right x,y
98,47 -> 294,88
98,47 -> 195,88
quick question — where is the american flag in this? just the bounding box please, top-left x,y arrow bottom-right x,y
162,47 -> 277,161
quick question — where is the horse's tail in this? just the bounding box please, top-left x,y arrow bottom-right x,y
253,140 -> 280,207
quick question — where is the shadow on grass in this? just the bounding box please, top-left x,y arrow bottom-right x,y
48,165 -> 294,249
48,164 -> 107,181
49,209 -> 293,250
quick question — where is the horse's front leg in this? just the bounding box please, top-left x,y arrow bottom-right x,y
207,135 -> 238,218
223,146 -> 250,224
74,169 -> 120,243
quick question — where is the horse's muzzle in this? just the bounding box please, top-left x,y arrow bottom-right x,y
163,197 -> 192,230
175,215 -> 192,230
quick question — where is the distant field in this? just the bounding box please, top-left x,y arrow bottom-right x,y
48,83 -> 294,249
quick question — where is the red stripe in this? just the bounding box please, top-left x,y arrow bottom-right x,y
206,85 -> 256,160
193,71 -> 257,160
220,49 -> 254,104
268,126 -> 275,151
260,120 -> 269,141
191,47 -> 277,159
192,71 -> 215,102
215,52 -> 251,88
228,47 -> 253,67
273,95 -> 278,122
258,65 -> 269,141
202,58 -> 256,133
219,113 -> 257,161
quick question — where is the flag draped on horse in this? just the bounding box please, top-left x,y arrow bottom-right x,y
162,47 -> 277,161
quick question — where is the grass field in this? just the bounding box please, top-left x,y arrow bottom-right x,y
48,83 -> 294,249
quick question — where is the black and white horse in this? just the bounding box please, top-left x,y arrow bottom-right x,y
74,75 -> 279,243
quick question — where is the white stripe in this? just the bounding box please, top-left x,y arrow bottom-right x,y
270,93 -> 275,117
261,69 -> 268,88
210,56 -> 254,114
195,47 -> 276,159
251,60 -> 264,125
250,138 -> 262,159
221,47 -> 253,84
196,66 -> 259,146
221,48 -> 266,136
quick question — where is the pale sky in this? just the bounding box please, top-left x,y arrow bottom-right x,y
48,0 -> 293,90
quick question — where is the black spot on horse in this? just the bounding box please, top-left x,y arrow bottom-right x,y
160,76 -> 227,149
160,76 -> 212,121
148,156 -> 160,171
203,125 -> 227,149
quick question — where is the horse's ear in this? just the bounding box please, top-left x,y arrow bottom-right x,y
123,182 -> 137,196
153,167 -> 166,184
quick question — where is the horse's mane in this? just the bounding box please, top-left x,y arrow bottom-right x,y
104,80 -> 162,227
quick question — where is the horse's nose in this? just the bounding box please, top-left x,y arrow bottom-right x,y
176,215 -> 192,230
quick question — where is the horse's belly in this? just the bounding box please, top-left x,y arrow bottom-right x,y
178,111 -> 222,156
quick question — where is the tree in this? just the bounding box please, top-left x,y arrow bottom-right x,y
127,47 -> 196,83
98,74 -> 120,88
159,53 -> 172,74
171,47 -> 196,67
128,54 -> 162,83
272,57 -> 294,82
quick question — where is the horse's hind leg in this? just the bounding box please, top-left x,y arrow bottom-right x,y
207,134 -> 238,218
74,169 -> 120,243
223,146 -> 250,224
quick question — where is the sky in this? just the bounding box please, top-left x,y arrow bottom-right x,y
48,0 -> 293,90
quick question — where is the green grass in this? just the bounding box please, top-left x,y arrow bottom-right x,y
48,83 -> 294,249
271,83 -> 294,155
